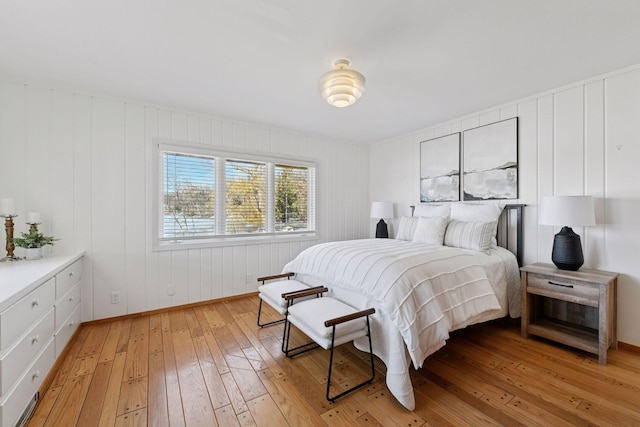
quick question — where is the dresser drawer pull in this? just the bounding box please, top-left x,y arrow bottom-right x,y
69,272 -> 74,277
69,296 -> 74,302
32,299 -> 39,307
32,334 -> 40,344
69,321 -> 75,327
32,370 -> 40,381
548,280 -> 573,288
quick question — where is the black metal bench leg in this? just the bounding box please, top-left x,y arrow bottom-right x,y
326,316 -> 375,402
257,298 -> 285,328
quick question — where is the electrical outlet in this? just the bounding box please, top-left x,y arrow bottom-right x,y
167,285 -> 176,296
111,291 -> 120,304
246,273 -> 252,283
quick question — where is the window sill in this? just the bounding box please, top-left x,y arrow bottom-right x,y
152,232 -> 319,251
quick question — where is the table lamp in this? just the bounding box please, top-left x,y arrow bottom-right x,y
539,195 -> 595,271
370,202 -> 394,238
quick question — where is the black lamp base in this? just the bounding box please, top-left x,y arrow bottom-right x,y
551,226 -> 584,271
375,219 -> 388,238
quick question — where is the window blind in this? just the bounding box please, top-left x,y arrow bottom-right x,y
162,152 -> 215,238
274,164 -> 310,232
225,159 -> 267,235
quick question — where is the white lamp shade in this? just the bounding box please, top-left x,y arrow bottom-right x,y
539,196 -> 595,227
320,59 -> 365,108
370,202 -> 394,219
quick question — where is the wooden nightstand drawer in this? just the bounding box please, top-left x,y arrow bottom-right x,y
526,273 -> 598,307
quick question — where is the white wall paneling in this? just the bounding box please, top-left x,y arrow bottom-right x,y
603,70 -> 640,346
370,65 -> 640,347
0,81 -> 370,321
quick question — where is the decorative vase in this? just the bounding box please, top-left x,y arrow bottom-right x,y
25,247 -> 43,261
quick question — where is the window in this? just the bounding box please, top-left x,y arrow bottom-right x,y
154,142 -> 316,248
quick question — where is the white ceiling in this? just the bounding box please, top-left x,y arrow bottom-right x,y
2,1 -> 640,144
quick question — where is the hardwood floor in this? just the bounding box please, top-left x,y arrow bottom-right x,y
27,295 -> 640,426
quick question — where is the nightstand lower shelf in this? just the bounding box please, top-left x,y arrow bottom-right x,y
526,318 -> 598,355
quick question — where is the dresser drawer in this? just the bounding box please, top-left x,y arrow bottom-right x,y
55,284 -> 81,331
527,273 -> 599,307
0,277 -> 55,351
0,309 -> 54,397
55,304 -> 81,359
55,260 -> 82,300
0,339 -> 54,427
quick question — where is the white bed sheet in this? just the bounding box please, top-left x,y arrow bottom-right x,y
283,239 -> 521,410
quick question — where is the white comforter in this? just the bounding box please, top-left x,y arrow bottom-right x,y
283,238 -> 521,410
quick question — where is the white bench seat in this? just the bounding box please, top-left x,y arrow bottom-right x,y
283,288 -> 375,402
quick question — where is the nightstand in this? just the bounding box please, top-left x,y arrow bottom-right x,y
520,263 -> 618,365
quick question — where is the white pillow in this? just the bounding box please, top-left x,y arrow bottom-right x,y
444,220 -> 497,253
413,204 -> 451,218
395,216 -> 419,240
413,216 -> 448,245
450,203 -> 502,246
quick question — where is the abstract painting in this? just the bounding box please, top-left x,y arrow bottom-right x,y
420,133 -> 460,202
463,118 -> 518,200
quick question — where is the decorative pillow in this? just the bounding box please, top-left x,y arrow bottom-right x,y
412,216 -> 448,245
395,216 -> 419,240
413,204 -> 451,218
450,203 -> 502,246
444,220 -> 497,253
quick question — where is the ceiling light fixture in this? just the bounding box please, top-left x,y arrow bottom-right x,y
320,58 -> 365,108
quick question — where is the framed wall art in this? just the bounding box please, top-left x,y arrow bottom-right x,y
462,117 -> 518,200
420,133 -> 460,202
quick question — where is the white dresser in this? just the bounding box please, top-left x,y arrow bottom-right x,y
0,254 -> 83,427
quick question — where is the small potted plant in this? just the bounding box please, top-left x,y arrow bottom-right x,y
12,230 -> 59,260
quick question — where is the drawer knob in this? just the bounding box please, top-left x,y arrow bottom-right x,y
69,296 -> 74,302
32,334 -> 39,344
69,272 -> 74,277
69,321 -> 74,327
32,299 -> 39,307
32,370 -> 40,380
548,280 -> 574,289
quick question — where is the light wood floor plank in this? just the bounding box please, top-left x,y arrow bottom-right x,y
76,360 -> 113,425
43,374 -> 92,427
214,405 -> 241,427
148,313 -> 164,355
114,409 -> 147,427
116,319 -> 133,354
221,371 -> 249,415
147,350 -> 170,427
122,336 -> 149,381
98,351 -> 127,427
99,320 -> 124,362
26,386 -> 62,427
193,336 -> 232,409
129,316 -> 150,339
78,323 -> 110,357
258,369 -> 326,427
172,329 -> 217,426
246,394 -> 289,427
161,314 -> 186,427
26,296 -> 640,427
116,377 -> 147,417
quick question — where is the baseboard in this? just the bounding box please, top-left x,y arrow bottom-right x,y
82,291 -> 259,326
618,341 -> 640,353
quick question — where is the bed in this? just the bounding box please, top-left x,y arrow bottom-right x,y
282,204 -> 524,410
